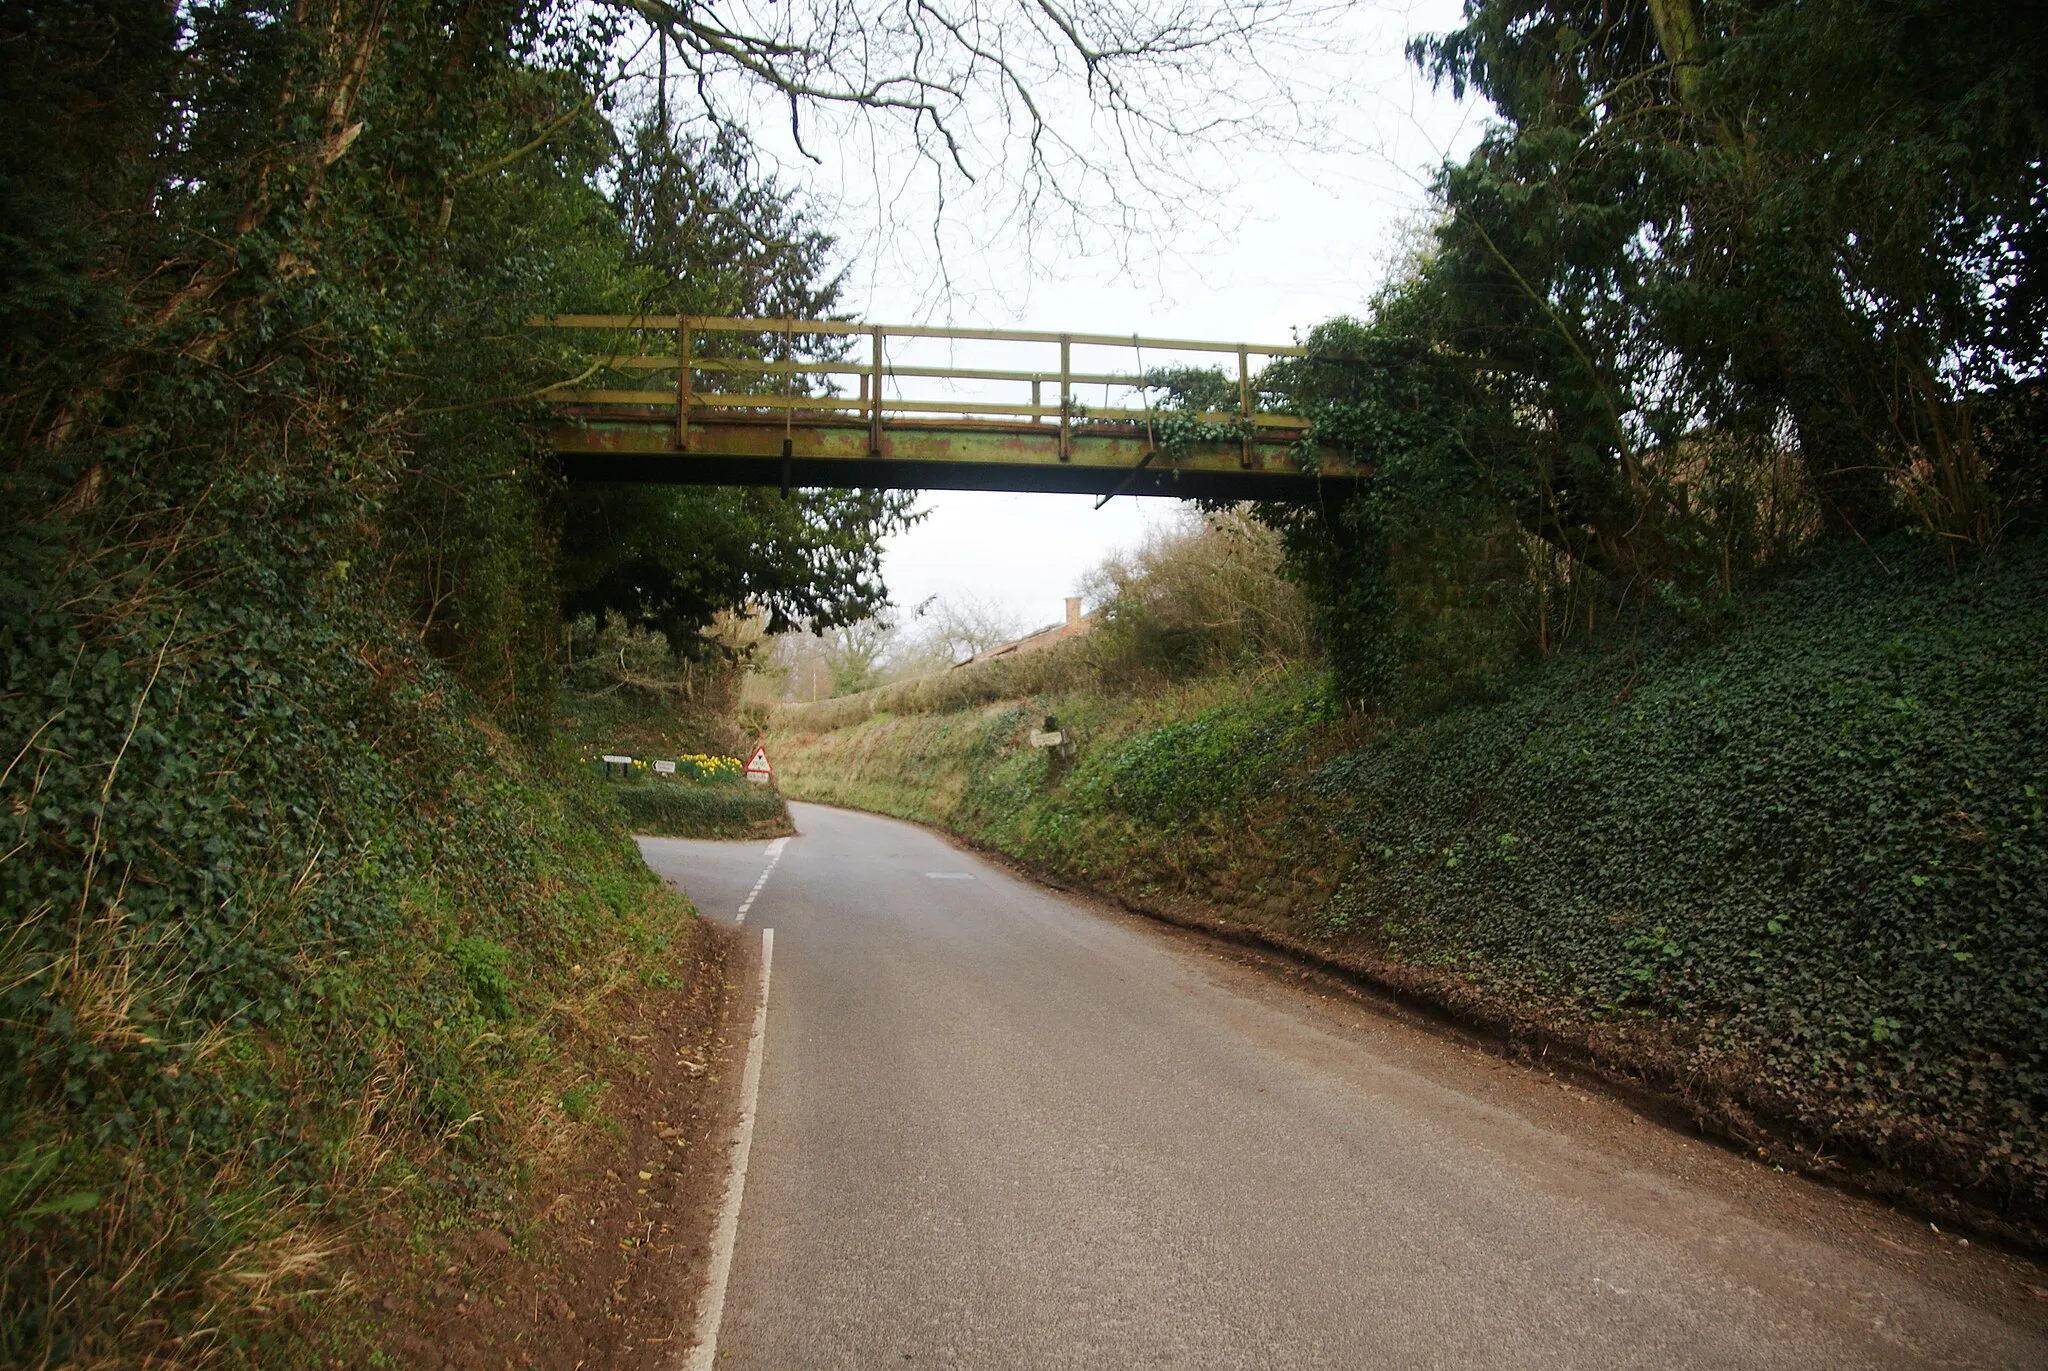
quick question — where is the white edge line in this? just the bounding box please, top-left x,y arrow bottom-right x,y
684,925 -> 773,1371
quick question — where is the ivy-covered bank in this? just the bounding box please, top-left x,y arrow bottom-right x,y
769,537 -> 2048,1242
0,480 -> 701,1364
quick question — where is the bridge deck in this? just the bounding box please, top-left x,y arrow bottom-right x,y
537,316 -> 1362,501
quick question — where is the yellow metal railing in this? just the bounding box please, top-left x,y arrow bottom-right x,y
530,315 -> 1312,465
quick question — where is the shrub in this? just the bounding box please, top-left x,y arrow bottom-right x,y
770,509 -> 1309,734
1081,508 -> 1311,682
452,938 -> 517,1019
610,779 -> 789,838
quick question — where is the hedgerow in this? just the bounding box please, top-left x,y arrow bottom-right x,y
609,777 -> 791,838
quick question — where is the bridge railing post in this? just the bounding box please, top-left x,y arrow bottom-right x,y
535,313 -> 1343,490
869,326 -> 884,456
1237,344 -> 1252,469
1059,334 -> 1072,461
677,319 -> 692,452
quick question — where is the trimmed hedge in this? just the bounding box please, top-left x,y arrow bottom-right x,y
610,779 -> 791,838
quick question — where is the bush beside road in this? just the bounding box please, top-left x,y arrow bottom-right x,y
610,774 -> 793,839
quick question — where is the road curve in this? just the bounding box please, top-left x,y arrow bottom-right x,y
638,802 -> 2048,1370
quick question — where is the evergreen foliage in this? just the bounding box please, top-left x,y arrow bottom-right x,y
1311,537 -> 2048,1213
1410,0 -> 2046,541
608,775 -> 789,839
1235,0 -> 2047,708
557,117 -> 919,654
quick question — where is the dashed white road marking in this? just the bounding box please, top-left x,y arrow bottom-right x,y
735,836 -> 789,922
684,926 -> 773,1371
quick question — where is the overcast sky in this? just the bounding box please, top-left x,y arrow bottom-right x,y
755,0 -> 1485,632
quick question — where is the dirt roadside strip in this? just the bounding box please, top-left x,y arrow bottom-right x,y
340,919 -> 757,1371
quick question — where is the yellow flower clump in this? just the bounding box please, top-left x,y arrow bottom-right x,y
584,752 -> 743,782
675,753 -> 743,781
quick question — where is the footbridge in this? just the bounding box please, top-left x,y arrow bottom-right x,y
534,316 -> 1362,501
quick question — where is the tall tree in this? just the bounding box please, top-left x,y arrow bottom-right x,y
559,116 -> 919,657
1410,0 -> 2048,540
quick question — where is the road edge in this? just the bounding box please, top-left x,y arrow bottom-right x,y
781,799 -> 2048,1260
682,924 -> 774,1369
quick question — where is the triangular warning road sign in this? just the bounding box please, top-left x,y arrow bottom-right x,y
744,745 -> 772,779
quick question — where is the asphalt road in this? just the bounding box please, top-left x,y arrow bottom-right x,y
638,803 -> 2048,1370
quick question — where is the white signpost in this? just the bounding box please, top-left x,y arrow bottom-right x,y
1029,715 -> 1068,751
602,754 -> 631,765
744,745 -> 773,785
654,760 -> 676,775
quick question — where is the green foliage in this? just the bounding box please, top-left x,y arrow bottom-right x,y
555,114 -> 918,655
615,118 -> 840,322
671,753 -> 746,783
558,480 -> 918,659
1247,0 -> 2046,714
559,476 -> 919,651
1312,536 -> 2048,1204
0,0 -> 874,1361
1256,315 -> 1504,704
1409,0 -> 2047,542
0,492 -> 686,1360
452,938 -> 518,1020
1073,690 -> 1333,825
558,1081 -> 602,1123
608,778 -> 790,839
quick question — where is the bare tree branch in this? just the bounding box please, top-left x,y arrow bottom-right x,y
590,0 -> 1339,282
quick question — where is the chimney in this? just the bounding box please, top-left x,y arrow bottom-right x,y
1064,596 -> 1082,628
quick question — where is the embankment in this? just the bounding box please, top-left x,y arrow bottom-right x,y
3,512 -> 714,1363
769,538 -> 2048,1245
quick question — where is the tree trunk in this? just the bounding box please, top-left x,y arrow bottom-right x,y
1780,359 -> 1899,537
